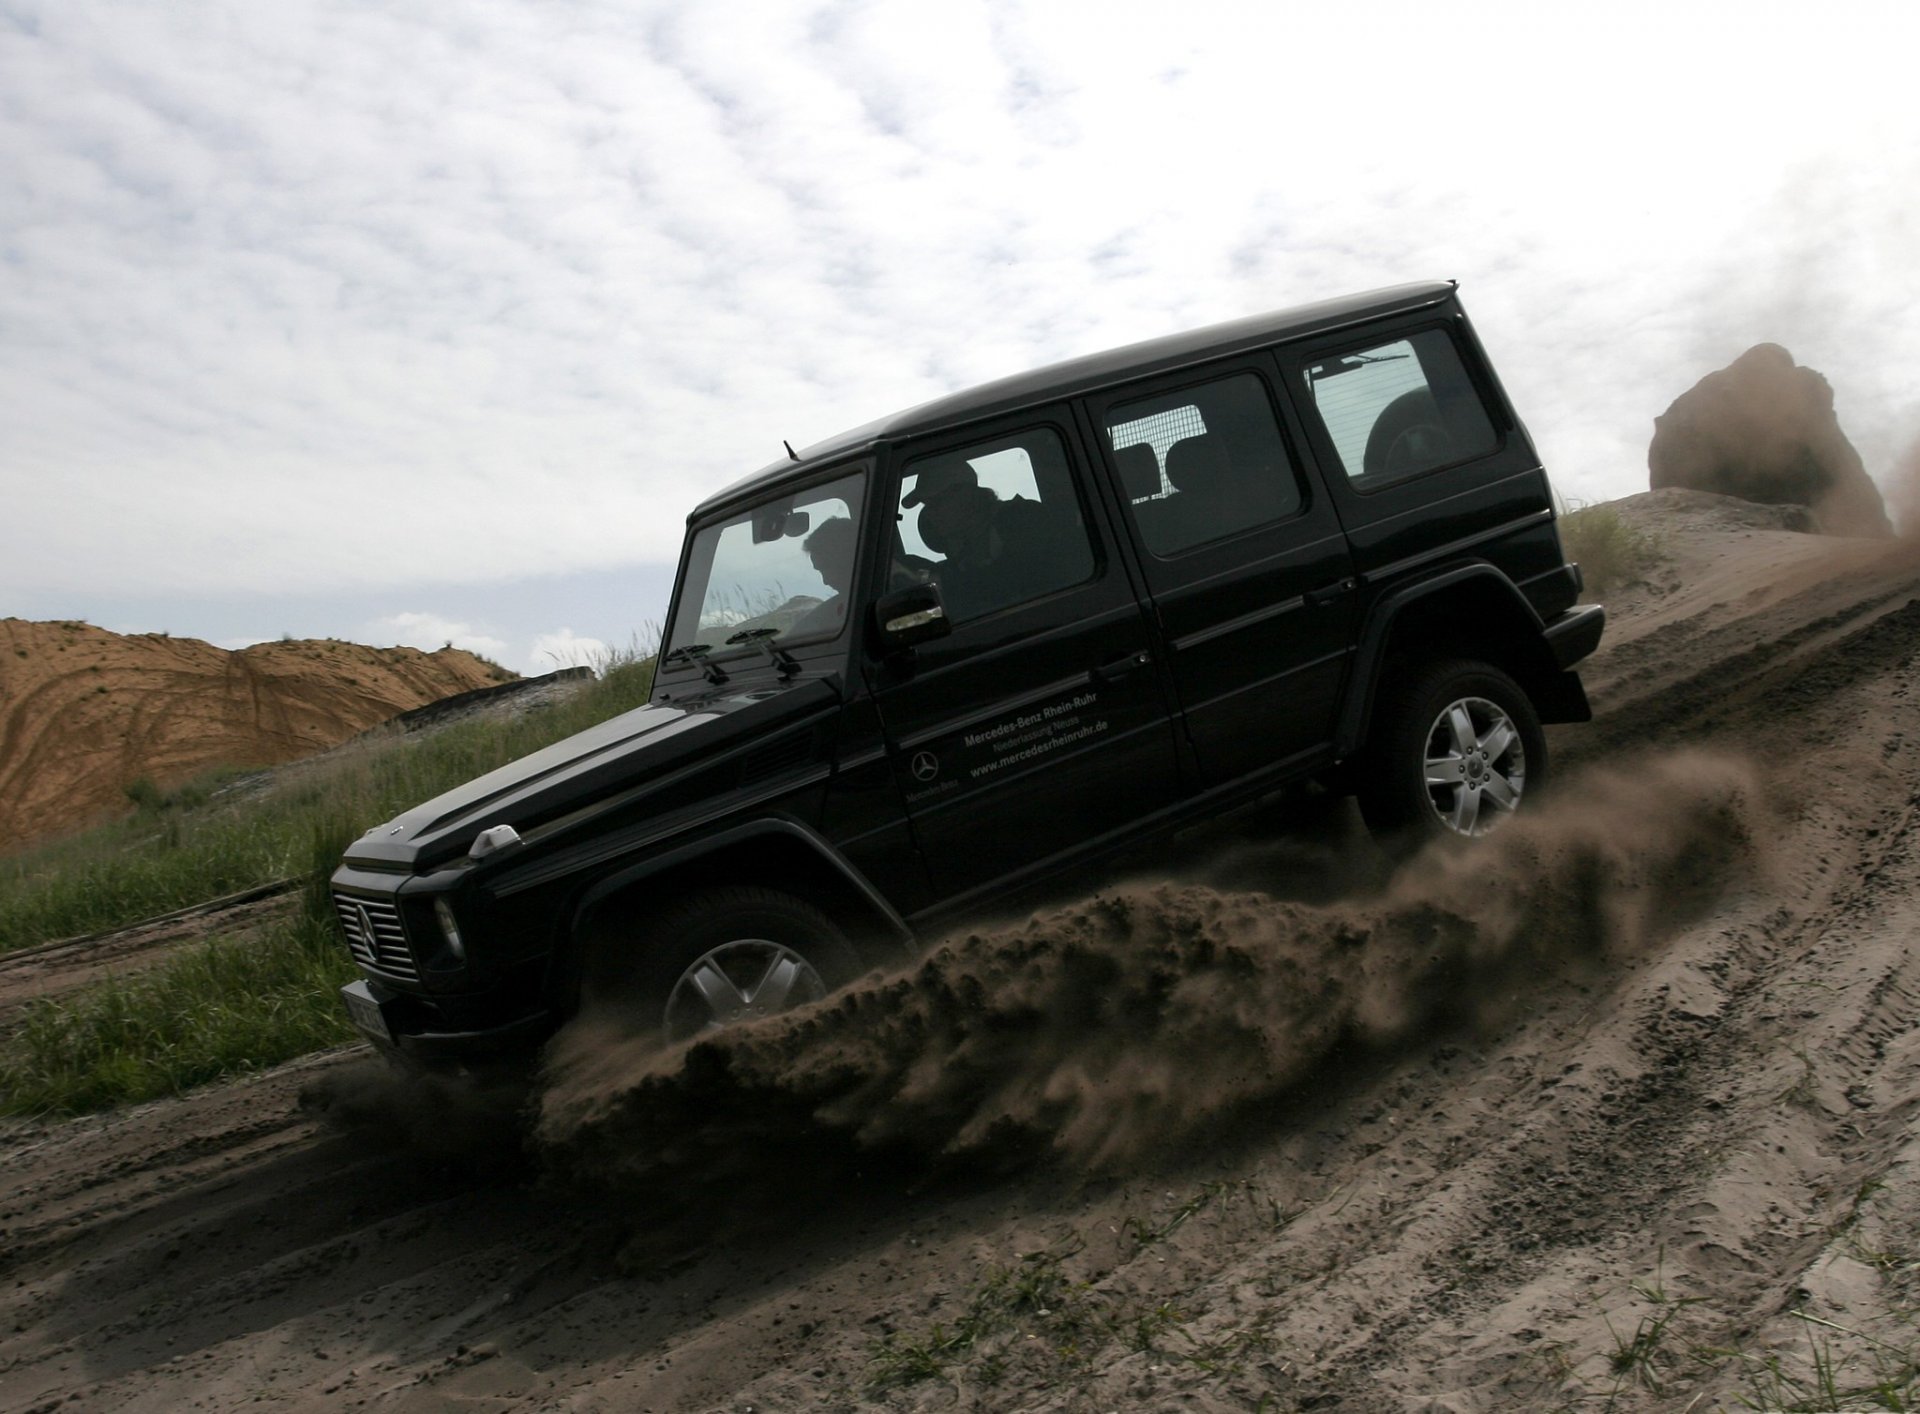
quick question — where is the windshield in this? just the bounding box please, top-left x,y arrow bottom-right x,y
665,468 -> 867,659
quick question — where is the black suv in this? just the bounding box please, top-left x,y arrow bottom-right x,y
332,281 -> 1604,1061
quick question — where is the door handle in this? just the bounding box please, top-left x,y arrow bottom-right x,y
1305,577 -> 1357,607
1091,650 -> 1152,686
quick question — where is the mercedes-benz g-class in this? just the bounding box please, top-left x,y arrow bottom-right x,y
332,280 -> 1604,1061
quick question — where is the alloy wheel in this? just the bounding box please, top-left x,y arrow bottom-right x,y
663,937 -> 829,1040
1421,694 -> 1526,835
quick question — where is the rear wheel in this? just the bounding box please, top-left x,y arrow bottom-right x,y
1357,659 -> 1546,848
590,885 -> 860,1044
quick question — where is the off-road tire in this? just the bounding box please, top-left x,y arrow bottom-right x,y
1357,658 -> 1547,850
597,885 -> 861,1044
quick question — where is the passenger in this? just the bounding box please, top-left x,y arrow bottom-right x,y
905,464 -> 1058,619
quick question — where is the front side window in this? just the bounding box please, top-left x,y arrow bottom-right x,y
666,469 -> 866,657
1104,373 -> 1304,556
1303,328 -> 1498,485
895,428 -> 1094,624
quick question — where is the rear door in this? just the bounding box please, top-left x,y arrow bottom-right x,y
862,410 -> 1184,905
1083,362 -> 1357,788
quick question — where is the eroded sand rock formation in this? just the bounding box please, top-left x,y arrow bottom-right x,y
0,620 -> 515,849
1649,343 -> 1892,537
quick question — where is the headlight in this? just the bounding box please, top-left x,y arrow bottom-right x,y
433,898 -> 467,961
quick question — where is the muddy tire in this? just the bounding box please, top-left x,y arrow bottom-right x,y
1357,658 -> 1546,850
593,886 -> 860,1044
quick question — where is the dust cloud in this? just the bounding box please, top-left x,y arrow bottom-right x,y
1886,429 -> 1920,538
301,1056 -> 534,1167
535,750 -> 1768,1187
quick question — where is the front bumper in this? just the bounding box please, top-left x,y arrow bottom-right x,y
340,978 -> 556,1063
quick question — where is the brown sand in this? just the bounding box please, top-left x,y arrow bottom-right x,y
5,490 -> 1920,1411
0,620 -> 513,850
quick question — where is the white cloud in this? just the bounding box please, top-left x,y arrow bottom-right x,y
528,628 -> 611,674
3,0 -> 1919,648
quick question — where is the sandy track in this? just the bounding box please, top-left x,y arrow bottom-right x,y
5,490 -> 1920,1413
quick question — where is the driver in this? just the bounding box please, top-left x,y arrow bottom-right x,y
783,515 -> 857,639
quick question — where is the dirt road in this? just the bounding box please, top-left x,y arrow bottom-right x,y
5,489 -> 1920,1413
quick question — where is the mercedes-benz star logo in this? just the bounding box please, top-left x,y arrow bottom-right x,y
910,751 -> 940,783
353,901 -> 378,943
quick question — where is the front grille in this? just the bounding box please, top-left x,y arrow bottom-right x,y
333,892 -> 420,980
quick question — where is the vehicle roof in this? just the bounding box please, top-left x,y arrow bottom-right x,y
693,280 -> 1457,519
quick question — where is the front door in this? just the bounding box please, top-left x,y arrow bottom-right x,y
863,411 -> 1183,907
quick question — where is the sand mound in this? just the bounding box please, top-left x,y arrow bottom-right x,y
1648,342 -> 1893,536
0,619 -> 514,849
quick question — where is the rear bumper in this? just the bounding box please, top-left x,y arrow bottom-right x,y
1543,603 -> 1606,670
341,978 -> 556,1064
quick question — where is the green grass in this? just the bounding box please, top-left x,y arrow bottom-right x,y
0,912 -> 358,1116
1559,500 -> 1664,596
0,650 -> 656,1116
0,652 -> 656,954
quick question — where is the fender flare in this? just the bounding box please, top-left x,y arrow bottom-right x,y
566,816 -> 915,950
1334,562 -> 1551,757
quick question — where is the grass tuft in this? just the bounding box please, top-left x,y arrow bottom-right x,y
1559,500 -> 1664,596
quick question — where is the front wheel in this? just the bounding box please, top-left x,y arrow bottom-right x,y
1356,659 -> 1547,848
586,886 -> 861,1044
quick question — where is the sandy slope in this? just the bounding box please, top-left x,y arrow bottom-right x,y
0,620 -> 514,849
5,490 -> 1920,1413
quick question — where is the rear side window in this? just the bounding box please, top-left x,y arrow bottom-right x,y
1104,373 -> 1303,557
1303,328 -> 1498,486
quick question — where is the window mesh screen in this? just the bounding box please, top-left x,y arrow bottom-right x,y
1108,406 -> 1206,500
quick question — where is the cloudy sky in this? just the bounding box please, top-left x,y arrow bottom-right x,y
3,1 -> 1917,673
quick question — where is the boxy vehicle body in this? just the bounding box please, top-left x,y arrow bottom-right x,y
332,281 -> 1604,1059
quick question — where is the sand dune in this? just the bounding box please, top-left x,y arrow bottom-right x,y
0,620 -> 513,850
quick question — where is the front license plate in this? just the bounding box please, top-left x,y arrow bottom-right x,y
341,981 -> 393,1045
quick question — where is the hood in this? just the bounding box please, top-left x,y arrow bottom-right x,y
342,675 -> 841,871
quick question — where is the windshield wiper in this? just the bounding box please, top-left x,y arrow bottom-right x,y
662,643 -> 728,686
1310,351 -> 1411,382
722,627 -> 801,679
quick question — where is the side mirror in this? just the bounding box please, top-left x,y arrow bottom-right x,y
872,582 -> 951,651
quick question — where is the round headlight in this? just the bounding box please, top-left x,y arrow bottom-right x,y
433,898 -> 467,961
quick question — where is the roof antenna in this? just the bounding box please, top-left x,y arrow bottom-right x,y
783,439 -> 799,462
